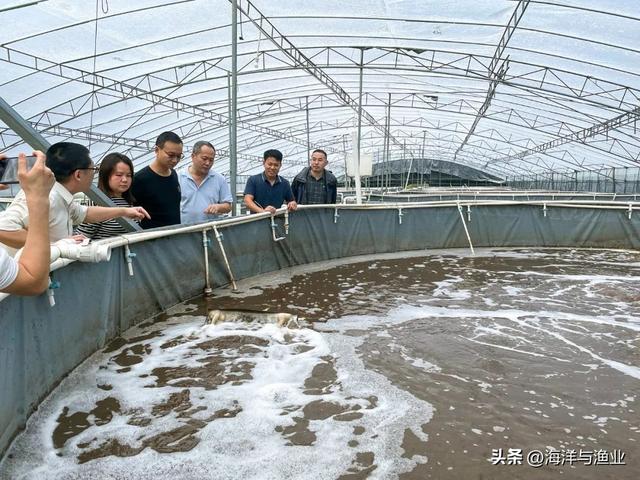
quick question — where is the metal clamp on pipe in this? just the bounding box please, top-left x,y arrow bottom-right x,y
284,210 -> 290,235
467,204 -> 472,222
270,214 -> 286,242
47,277 -> 60,307
202,230 -> 213,296
124,245 -> 136,277
398,207 -> 403,225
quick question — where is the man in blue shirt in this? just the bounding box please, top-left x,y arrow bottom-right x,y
243,149 -> 297,214
179,141 -> 232,224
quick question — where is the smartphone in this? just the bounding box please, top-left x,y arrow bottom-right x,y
0,156 -> 37,184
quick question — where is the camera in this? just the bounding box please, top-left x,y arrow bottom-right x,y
0,156 -> 37,184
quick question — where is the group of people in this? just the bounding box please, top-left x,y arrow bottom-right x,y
244,147 -> 337,214
0,130 -> 337,295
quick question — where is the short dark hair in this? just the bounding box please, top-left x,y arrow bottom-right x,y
312,149 -> 327,160
98,152 -> 135,204
46,142 -> 91,182
263,149 -> 283,162
155,131 -> 183,148
193,141 -> 215,155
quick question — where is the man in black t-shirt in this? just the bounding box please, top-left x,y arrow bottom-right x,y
132,131 -> 183,229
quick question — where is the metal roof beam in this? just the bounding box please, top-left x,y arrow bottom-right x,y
454,0 -> 530,159
0,46 -> 317,153
231,0 -> 412,158
486,106 -> 640,167
235,93 -> 639,168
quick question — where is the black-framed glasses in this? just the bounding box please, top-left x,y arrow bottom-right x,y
76,166 -> 99,173
160,148 -> 184,160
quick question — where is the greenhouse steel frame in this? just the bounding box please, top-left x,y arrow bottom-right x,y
0,0 -> 638,192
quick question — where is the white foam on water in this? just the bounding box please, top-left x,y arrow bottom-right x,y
538,326 -> 640,380
502,285 -> 523,296
399,347 -> 442,373
431,276 -> 471,300
471,325 -> 535,346
476,382 -> 492,393
1,313 -> 434,480
483,297 -> 497,307
325,301 -> 640,382
428,304 -> 639,333
512,271 -> 640,283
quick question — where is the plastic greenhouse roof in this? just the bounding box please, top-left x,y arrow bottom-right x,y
0,0 -> 639,182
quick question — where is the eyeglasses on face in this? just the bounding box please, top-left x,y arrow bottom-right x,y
76,166 -> 100,173
160,148 -> 184,160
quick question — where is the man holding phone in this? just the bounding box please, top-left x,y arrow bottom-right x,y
0,155 -> 38,185
0,152 -> 54,295
0,142 -> 150,253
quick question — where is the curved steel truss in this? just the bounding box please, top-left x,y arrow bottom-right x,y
0,0 -> 639,184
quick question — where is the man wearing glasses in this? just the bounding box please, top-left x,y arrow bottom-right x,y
132,131 -> 183,229
0,142 -> 149,254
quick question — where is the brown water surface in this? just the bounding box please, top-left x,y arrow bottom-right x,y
1,248 -> 639,480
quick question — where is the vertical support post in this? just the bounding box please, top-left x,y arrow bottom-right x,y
421,130 -> 426,189
403,139 -> 413,191
355,48 -> 364,204
612,167 -> 616,194
385,93 -> 391,189
342,135 -> 350,190
229,1 -> 239,216
305,95 -> 311,162
384,93 -> 391,192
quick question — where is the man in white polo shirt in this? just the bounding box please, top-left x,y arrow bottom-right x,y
179,141 -> 232,224
0,152 -> 54,295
